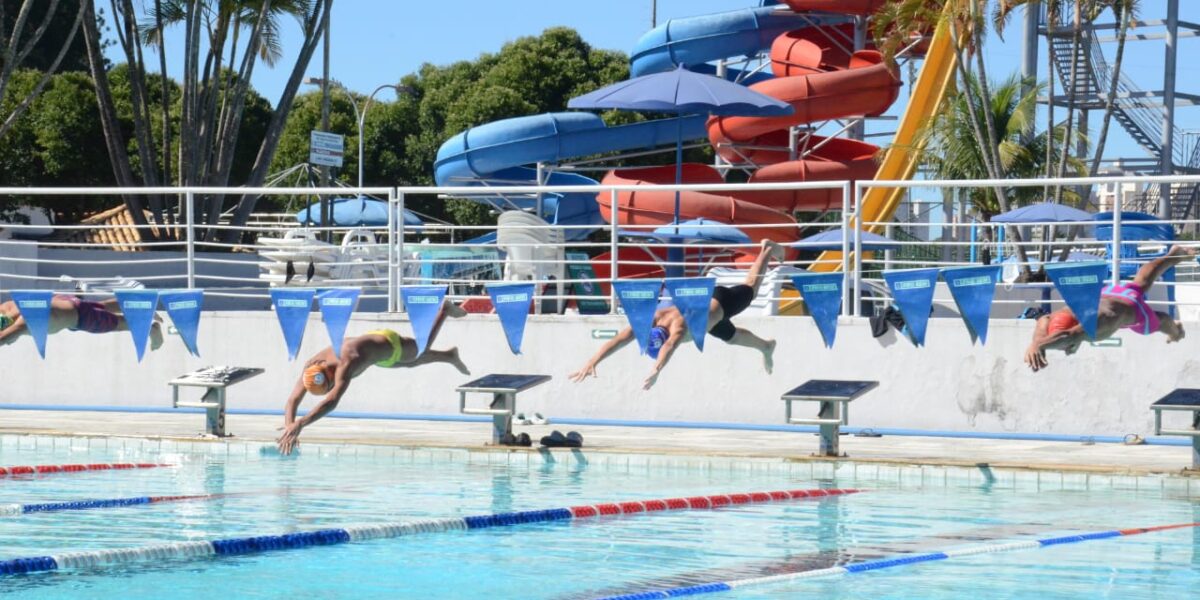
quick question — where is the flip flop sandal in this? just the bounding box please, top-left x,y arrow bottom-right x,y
514,413 -> 532,426
1123,433 -> 1146,446
529,413 -> 549,426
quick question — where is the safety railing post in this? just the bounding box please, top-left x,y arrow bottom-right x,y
840,181 -> 851,317
397,191 -> 407,313
1112,195 -> 1122,286
609,188 -> 619,315
387,188 -> 398,312
185,191 -> 196,290
853,181 -> 863,318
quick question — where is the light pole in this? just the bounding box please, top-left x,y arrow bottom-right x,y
303,79 -> 414,191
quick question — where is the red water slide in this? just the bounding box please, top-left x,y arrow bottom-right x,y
598,1 -> 902,255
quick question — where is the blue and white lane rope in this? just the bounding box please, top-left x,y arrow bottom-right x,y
590,522 -> 1200,600
0,488 -> 859,576
0,494 -> 222,517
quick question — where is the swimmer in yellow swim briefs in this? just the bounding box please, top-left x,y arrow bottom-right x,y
277,301 -> 470,454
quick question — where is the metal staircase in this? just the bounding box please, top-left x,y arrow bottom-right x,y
1044,13 -> 1200,222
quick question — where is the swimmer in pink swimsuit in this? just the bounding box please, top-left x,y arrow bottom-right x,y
0,295 -> 163,349
1025,245 -> 1194,372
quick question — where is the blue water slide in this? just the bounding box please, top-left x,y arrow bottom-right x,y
630,5 -> 837,77
434,112 -> 706,241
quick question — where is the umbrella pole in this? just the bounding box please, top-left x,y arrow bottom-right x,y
669,121 -> 684,277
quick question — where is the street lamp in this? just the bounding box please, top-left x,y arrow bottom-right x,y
303,78 -> 414,191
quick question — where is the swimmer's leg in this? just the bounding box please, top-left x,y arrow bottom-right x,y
1132,245 -> 1197,291
725,327 -> 776,374
409,346 -> 470,375
742,239 -> 783,296
425,298 -> 467,348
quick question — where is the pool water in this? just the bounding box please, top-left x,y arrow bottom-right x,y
0,437 -> 1197,599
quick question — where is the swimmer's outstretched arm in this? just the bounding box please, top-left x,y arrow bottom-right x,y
568,327 -> 634,382
278,363 -> 351,454
643,323 -> 685,391
1024,316 -> 1085,372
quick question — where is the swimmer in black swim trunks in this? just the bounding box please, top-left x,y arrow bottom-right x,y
569,239 -> 782,390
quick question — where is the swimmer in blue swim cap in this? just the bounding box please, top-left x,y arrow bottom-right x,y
569,239 -> 782,390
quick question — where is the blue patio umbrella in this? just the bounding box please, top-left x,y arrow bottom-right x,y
296,196 -> 423,228
790,228 -> 899,252
990,202 -> 1094,224
622,218 -> 752,245
569,65 -> 791,274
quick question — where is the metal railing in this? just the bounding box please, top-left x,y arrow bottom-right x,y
3,175 -> 1200,319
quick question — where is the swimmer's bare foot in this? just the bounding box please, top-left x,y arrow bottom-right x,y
150,319 -> 164,351
1168,245 -> 1197,258
447,347 -> 470,375
760,239 -> 784,262
762,339 -> 776,374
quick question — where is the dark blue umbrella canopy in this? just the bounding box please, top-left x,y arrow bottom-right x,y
568,65 -> 793,116
990,202 -> 1094,224
790,228 -> 899,252
296,196 -> 423,227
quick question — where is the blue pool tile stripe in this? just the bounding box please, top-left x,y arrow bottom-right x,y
591,522 -> 1200,599
0,488 -> 855,576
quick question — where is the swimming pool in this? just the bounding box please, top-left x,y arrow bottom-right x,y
0,435 -> 1197,599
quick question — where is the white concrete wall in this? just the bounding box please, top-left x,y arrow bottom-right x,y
5,311 -> 1198,437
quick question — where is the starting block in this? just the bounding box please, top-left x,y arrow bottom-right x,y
169,366 -> 264,437
457,374 -> 551,445
782,379 -> 878,457
1151,388 -> 1200,470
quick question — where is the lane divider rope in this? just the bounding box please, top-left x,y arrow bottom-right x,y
590,522 -> 1200,600
0,494 -> 222,517
0,488 -> 859,576
0,463 -> 171,479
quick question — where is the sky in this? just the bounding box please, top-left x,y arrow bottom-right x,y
130,0 -> 1200,171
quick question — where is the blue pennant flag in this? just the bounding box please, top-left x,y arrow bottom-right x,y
613,279 -> 663,355
114,290 -> 160,362
10,291 -> 53,358
1045,262 -> 1108,340
791,273 -> 844,348
665,278 -> 716,352
160,290 -> 204,357
317,288 -> 361,358
942,266 -> 1001,345
270,288 -> 316,360
487,283 -> 535,355
401,285 -> 447,356
883,268 -> 941,347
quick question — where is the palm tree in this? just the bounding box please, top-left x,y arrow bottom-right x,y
919,73 -> 1086,218
82,0 -> 331,242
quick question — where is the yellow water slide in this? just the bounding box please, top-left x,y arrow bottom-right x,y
779,15 -> 958,313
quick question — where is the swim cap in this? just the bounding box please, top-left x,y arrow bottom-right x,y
303,362 -> 336,395
647,326 -> 668,360
1047,310 -> 1079,335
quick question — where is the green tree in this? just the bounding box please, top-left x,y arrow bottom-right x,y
918,73 -> 1085,217
270,27 -> 630,225
0,0 -> 87,139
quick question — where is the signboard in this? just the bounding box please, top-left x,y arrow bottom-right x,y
309,130 -> 344,168
565,252 -> 609,315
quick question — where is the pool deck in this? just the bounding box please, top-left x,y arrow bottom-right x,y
1,409 -> 1197,477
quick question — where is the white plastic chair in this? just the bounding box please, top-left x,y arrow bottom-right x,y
497,212 -> 565,313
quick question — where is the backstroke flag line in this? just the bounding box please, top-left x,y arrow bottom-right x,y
883,268 -> 940,347
317,288 -> 361,358
10,291 -> 53,358
613,279 -> 663,355
1045,262 -> 1109,340
160,290 -> 203,357
791,273 -> 844,348
487,283 -> 535,355
270,288 -> 316,360
115,289 -> 160,362
665,278 -> 715,352
401,286 -> 448,357
942,265 -> 1001,345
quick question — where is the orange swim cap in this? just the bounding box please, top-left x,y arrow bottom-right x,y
1047,310 -> 1080,335
303,362 -> 336,395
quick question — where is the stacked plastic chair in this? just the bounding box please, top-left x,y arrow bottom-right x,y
496,211 -> 565,312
